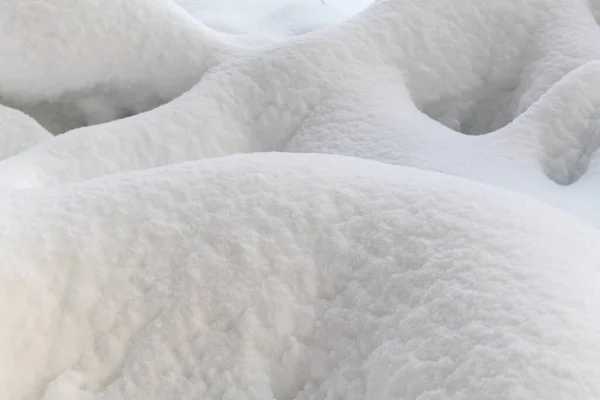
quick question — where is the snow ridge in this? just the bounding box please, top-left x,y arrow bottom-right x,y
1,0 -> 600,219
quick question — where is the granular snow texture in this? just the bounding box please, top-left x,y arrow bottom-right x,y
1,0 -> 600,399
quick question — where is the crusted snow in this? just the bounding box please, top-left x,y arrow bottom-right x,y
1,0 -> 600,399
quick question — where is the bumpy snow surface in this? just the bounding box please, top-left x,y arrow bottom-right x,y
1,0 -> 600,399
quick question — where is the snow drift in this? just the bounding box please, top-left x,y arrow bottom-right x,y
1,0 -> 600,398
2,154 -> 600,400
1,0 -> 600,223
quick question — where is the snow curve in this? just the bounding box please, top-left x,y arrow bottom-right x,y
0,0 -> 236,134
1,0 -> 600,223
0,104 -> 51,160
1,153 -> 600,400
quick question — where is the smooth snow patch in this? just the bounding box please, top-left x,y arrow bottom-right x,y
0,104 -> 51,160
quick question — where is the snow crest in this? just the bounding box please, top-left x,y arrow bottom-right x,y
1,0 -> 600,399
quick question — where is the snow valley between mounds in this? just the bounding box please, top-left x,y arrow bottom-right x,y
1,0 -> 600,399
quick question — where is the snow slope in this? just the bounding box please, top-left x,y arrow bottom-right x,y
1,0 -> 600,398
1,0 -> 600,223
3,154 -> 600,400
0,104 -> 51,160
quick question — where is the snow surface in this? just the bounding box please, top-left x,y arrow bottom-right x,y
4,154 -> 600,400
0,104 -> 51,160
1,0 -> 600,399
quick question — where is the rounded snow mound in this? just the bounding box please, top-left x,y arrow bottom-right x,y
0,104 -> 50,159
2,0 -> 600,225
1,153 -> 599,399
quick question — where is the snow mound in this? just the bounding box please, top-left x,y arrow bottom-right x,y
0,104 -> 50,160
1,0 -> 600,398
2,154 -> 600,400
1,0 -> 600,223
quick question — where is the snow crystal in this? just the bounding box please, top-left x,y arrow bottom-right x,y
1,0 -> 600,399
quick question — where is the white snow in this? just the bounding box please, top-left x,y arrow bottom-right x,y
0,104 -> 51,160
3,154 -> 600,400
1,0 -> 600,399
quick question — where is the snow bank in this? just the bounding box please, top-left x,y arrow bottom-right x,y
1,0 -> 600,222
1,0 -> 600,398
0,0 -> 236,134
1,154 -> 600,399
0,0 -> 370,134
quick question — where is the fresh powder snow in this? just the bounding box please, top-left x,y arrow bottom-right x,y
1,0 -> 600,399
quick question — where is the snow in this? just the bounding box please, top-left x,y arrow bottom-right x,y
3,154 -> 600,400
1,0 -> 600,398
0,104 -> 51,160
